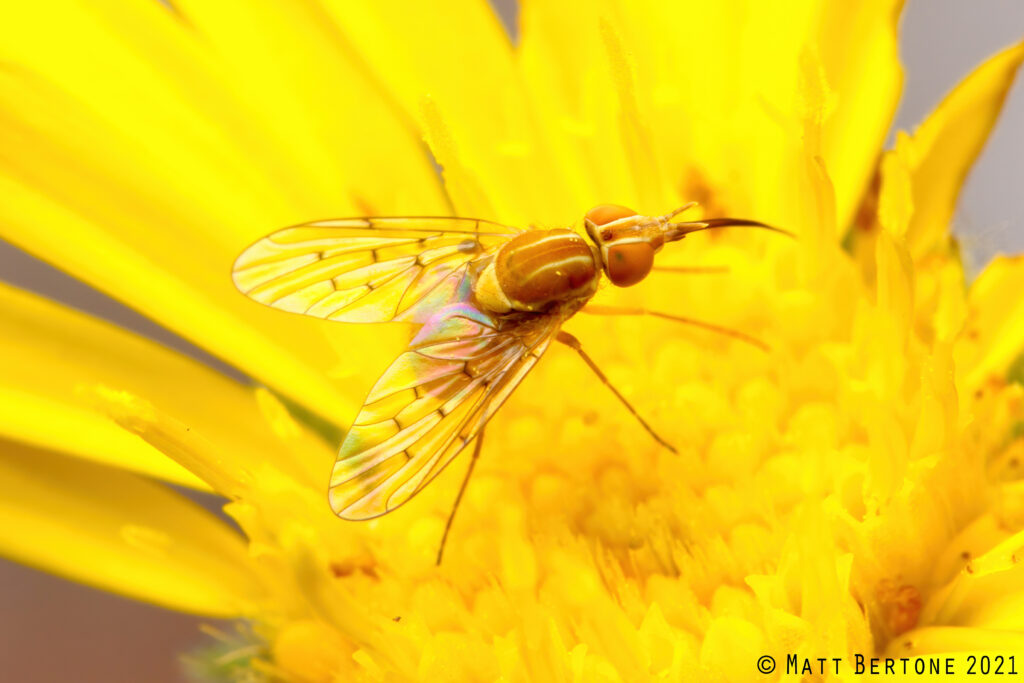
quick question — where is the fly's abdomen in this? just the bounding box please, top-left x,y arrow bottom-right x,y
486,229 -> 599,312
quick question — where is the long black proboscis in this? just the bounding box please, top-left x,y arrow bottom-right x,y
668,218 -> 795,240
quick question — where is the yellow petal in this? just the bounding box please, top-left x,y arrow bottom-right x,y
0,1 -> 434,418
521,0 -> 810,220
162,0 -> 447,215
921,538 -> 1024,631
518,1 -> 902,233
877,140 -> 915,240
0,283 -> 197,488
0,282 -> 334,493
902,40 -> 1024,259
0,440 -> 262,616
957,255 -> 1024,387
316,0 -> 580,225
518,0 -> 639,217
887,626 -> 1024,656
817,0 -> 905,232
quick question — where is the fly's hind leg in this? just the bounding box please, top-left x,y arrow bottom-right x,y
436,428 -> 485,566
556,331 -> 676,454
581,304 -> 769,351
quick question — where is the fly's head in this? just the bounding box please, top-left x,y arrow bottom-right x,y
583,203 -> 789,288
583,204 -> 686,288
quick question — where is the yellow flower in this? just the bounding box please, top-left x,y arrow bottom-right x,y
2,1 -> 1024,681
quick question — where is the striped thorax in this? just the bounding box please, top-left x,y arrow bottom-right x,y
475,229 -> 600,314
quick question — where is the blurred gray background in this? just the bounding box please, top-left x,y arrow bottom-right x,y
1,1 -> 1022,681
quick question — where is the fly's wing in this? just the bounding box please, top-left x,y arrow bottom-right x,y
329,303 -> 560,519
232,217 -> 522,323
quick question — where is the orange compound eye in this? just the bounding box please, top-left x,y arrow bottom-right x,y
606,241 -> 654,287
585,204 -> 636,227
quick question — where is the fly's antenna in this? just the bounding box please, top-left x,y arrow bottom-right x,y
657,202 -> 699,222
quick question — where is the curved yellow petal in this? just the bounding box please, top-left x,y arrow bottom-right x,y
0,282 -> 334,493
162,0 -> 446,215
0,385 -> 205,490
0,440 -> 262,616
518,0 -> 902,233
0,1 -> 435,419
518,0 -> 673,219
318,0 -> 577,225
817,0 -> 904,232
957,255 -> 1024,387
901,40 -> 1024,259
0,283 -> 198,488
887,626 -> 1024,656
857,42 -> 1023,354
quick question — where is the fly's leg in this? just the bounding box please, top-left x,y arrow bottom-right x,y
581,304 -> 769,351
436,429 -> 485,566
555,331 -> 677,454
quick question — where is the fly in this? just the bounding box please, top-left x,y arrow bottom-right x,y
233,204 -> 789,563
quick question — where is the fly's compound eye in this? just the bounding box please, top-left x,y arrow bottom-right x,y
606,241 -> 654,287
585,204 -> 637,227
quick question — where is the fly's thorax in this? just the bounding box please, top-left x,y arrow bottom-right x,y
475,229 -> 600,313
474,261 -> 513,313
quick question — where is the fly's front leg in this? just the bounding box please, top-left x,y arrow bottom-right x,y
581,304 -> 769,351
555,331 -> 676,454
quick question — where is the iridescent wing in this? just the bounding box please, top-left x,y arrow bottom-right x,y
329,303 -> 562,519
232,217 -> 523,323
